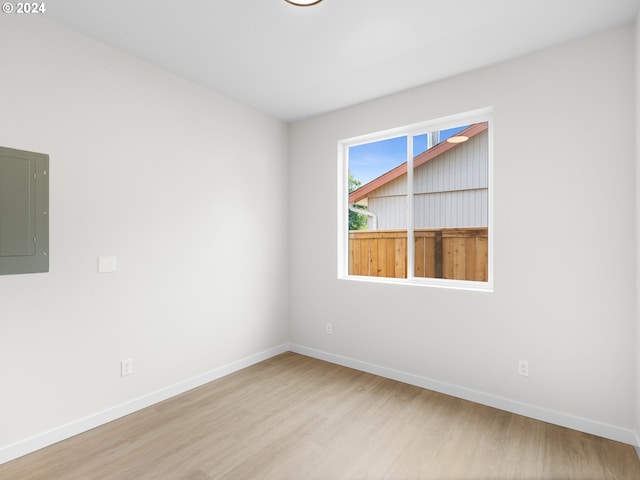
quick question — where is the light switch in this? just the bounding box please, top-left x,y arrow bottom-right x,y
98,256 -> 117,273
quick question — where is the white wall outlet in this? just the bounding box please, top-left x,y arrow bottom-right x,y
121,358 -> 133,376
325,322 -> 333,334
518,360 -> 529,377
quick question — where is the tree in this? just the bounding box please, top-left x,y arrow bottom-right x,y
348,173 -> 368,230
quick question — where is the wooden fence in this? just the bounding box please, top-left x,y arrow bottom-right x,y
348,227 -> 488,281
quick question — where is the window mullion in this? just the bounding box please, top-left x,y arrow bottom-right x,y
406,135 -> 415,280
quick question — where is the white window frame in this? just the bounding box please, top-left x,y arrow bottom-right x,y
337,107 -> 494,292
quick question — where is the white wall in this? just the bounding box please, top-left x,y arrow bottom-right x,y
0,16 -> 289,450
290,24 -> 637,440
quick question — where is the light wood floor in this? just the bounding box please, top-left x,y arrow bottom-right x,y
1,352 -> 639,479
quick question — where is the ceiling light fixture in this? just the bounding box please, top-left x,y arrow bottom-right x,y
446,135 -> 469,144
284,0 -> 323,6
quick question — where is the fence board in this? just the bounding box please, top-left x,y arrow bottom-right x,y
395,238 -> 406,278
414,236 -> 425,277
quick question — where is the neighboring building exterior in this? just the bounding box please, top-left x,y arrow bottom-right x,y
349,123 -> 488,230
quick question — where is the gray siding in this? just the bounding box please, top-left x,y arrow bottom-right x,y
367,131 -> 488,229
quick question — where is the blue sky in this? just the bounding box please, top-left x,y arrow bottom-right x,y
349,126 -> 468,187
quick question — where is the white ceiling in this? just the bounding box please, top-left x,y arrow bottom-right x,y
44,0 -> 640,123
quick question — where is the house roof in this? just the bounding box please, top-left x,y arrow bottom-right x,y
348,122 -> 488,204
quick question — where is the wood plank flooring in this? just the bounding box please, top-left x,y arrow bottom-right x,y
1,352 -> 639,479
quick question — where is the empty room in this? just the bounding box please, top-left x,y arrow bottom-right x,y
1,0 -> 640,478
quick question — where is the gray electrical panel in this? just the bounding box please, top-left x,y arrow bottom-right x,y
0,146 -> 49,274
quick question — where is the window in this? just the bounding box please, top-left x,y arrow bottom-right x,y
338,108 -> 493,290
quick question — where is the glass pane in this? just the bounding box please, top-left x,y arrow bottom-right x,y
347,136 -> 407,278
413,122 -> 489,281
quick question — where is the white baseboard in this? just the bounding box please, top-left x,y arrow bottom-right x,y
0,344 -> 289,465
289,344 -> 639,448
3,342 -> 638,466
